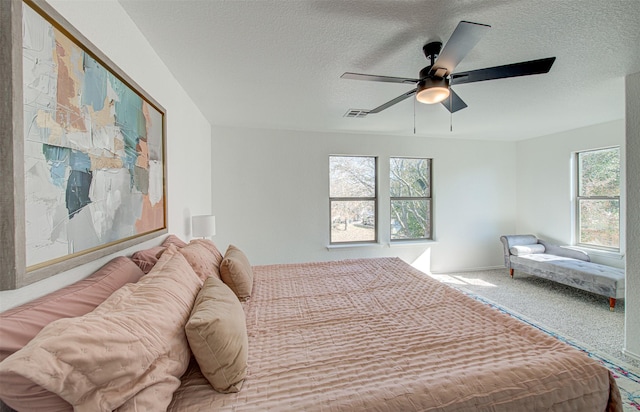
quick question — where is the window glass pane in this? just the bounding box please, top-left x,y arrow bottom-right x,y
331,200 -> 375,243
330,156 -> 376,198
391,200 -> 430,240
578,148 -> 620,197
390,158 -> 430,197
578,199 -> 620,248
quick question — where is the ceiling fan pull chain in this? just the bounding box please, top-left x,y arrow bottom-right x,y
413,94 -> 416,134
449,92 -> 453,132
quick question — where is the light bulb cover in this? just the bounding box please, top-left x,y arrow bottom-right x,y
416,77 -> 450,104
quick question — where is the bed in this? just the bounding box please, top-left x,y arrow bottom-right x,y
0,243 -> 621,411
168,257 -> 621,411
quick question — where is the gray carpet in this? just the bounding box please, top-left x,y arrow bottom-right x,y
432,268 -> 640,369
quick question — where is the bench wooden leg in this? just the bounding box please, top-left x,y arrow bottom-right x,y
509,268 -> 514,278
609,298 -> 616,311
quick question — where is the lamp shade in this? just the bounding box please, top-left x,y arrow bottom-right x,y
192,215 -> 216,238
416,77 -> 450,104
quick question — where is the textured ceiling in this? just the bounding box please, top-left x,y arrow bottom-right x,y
118,0 -> 640,141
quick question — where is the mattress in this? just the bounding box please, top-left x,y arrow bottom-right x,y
168,257 -> 620,411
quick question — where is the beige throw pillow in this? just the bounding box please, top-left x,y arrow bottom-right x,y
185,276 -> 248,393
220,244 -> 254,300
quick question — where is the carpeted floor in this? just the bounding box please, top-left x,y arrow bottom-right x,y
431,268 -> 640,369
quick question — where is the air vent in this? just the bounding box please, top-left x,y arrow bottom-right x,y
344,109 -> 370,118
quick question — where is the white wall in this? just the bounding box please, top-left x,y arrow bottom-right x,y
624,71 -> 640,360
210,126 -> 516,274
515,120 -> 626,268
0,0 -> 212,311
515,119 -> 637,358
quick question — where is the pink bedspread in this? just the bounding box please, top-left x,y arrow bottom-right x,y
169,257 -> 620,411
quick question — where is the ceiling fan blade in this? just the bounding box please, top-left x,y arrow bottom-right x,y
369,88 -> 418,114
440,89 -> 468,113
450,57 -> 556,85
341,72 -> 420,84
431,21 -> 491,75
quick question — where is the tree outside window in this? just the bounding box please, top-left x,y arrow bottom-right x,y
329,156 -> 377,244
576,147 -> 620,250
390,157 -> 432,241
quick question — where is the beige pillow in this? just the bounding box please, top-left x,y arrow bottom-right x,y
179,239 -> 224,281
0,245 -> 201,411
185,276 -> 248,393
220,244 -> 253,300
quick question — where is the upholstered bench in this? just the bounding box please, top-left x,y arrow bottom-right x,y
500,235 -> 625,310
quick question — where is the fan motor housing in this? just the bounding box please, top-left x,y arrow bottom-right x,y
419,66 -> 433,80
422,41 -> 442,63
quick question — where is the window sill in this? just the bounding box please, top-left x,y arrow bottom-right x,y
326,243 -> 383,250
388,239 -> 438,247
573,246 -> 624,260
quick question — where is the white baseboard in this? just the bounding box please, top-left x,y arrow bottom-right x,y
622,348 -> 640,362
431,265 -> 504,274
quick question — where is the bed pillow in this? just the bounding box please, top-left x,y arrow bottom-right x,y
220,245 -> 254,300
0,256 -> 144,363
0,257 -> 144,411
162,234 -> 188,248
178,239 -> 224,281
510,244 -> 546,256
131,246 -> 166,274
0,245 -> 202,412
185,276 -> 248,393
131,235 -> 188,273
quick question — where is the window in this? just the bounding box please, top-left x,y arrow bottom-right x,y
390,157 -> 432,240
329,156 -> 377,244
576,147 -> 620,250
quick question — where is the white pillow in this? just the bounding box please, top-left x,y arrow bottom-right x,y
510,244 -> 546,256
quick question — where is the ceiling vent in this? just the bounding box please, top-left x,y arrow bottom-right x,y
344,109 -> 370,118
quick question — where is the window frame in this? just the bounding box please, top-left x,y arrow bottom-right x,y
574,146 -> 621,252
329,155 -> 378,245
390,157 -> 433,242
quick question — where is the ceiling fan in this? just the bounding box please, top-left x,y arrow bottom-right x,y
341,21 -> 556,114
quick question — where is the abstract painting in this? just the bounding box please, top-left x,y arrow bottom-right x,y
22,1 -> 166,270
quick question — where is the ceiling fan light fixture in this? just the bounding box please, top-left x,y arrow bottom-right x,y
416,77 -> 450,104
